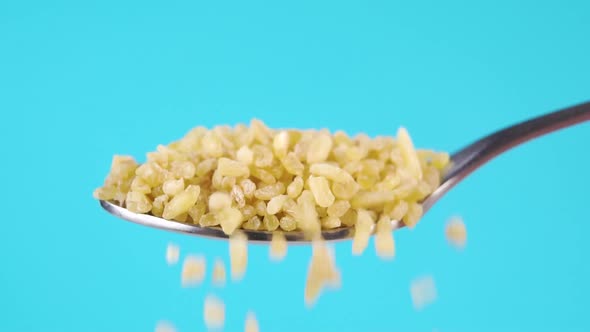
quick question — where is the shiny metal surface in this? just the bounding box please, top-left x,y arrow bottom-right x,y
99,200 -> 354,244
99,101 -> 590,243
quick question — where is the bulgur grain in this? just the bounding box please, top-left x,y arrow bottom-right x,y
208,192 -> 232,212
445,216 -> 467,248
403,202 -> 423,228
327,200 -> 350,218
397,127 -> 422,181
204,294 -> 225,329
375,215 -> 395,259
352,209 -> 374,255
181,255 -> 206,287
242,215 -> 262,230
229,231 -> 248,281
217,157 -> 250,178
212,258 -> 227,286
166,243 -> 180,265
162,185 -> 200,220
162,178 -> 185,197
266,195 -> 289,215
269,231 -> 288,261
304,240 -> 341,307
308,176 -> 335,208
286,176 -> 304,199
236,146 -> 254,165
240,178 -> 257,198
263,213 -> 280,232
244,311 -> 259,332
154,321 -> 176,332
410,276 -> 437,310
321,216 -> 341,229
279,216 -> 297,231
273,130 -> 290,158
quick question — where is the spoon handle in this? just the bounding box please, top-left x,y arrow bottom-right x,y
423,101 -> 590,212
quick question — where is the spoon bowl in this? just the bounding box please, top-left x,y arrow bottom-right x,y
99,101 -> 590,243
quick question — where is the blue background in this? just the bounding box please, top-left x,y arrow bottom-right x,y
1,0 -> 589,331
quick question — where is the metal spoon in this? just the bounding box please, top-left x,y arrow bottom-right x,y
99,101 -> 590,243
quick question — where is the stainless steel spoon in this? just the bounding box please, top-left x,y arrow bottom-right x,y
99,101 -> 590,243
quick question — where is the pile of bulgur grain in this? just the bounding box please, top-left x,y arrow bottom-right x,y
94,119 -> 449,250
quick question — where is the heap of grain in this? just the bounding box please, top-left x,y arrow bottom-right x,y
95,119 -> 450,305
95,120 -> 448,238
